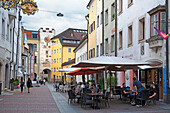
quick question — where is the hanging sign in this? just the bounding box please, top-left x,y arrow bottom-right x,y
19,0 -> 38,15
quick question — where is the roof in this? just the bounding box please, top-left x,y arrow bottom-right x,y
73,34 -> 88,52
62,58 -> 75,66
51,28 -> 87,47
148,5 -> 165,15
51,28 -> 87,40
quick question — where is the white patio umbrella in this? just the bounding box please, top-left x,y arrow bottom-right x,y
72,55 -> 152,90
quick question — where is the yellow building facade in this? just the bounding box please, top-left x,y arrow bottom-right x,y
51,28 -> 87,82
87,0 -> 97,59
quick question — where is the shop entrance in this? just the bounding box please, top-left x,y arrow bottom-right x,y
139,68 -> 163,99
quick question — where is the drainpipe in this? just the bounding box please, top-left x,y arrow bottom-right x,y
115,0 -> 118,85
166,0 -> 169,104
16,9 -> 22,78
102,0 -> 104,55
11,19 -> 15,79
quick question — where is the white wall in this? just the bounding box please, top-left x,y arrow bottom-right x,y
117,0 -> 165,61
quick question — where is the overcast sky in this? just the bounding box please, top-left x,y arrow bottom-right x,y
22,0 -> 89,35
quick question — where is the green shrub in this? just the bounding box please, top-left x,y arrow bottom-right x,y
99,77 -> 104,90
107,75 -> 116,88
13,81 -> 19,86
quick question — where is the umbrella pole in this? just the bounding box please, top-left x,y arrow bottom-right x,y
104,66 -> 108,90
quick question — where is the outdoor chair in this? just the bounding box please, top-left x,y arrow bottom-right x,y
64,85 -> 70,93
137,89 -> 150,106
81,93 -> 94,109
112,86 -> 122,99
100,92 -> 110,108
68,90 -> 76,104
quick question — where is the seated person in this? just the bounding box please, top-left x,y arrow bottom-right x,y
149,82 -> 157,99
97,85 -> 102,93
122,83 -> 135,105
74,85 -> 80,95
91,84 -> 97,93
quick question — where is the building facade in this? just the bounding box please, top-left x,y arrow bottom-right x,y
117,0 -> 165,100
87,0 -> 97,59
51,28 -> 87,82
0,7 -> 21,92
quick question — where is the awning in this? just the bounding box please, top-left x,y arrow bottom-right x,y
67,68 -> 99,75
58,66 -> 80,72
72,55 -> 151,68
138,65 -> 162,70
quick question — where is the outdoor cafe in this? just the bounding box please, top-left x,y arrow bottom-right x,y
55,55 -> 158,109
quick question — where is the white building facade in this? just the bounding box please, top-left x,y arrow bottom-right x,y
0,7 -> 21,92
117,0 -> 166,100
74,35 -> 88,83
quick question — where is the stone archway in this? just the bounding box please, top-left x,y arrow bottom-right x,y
43,69 -> 51,82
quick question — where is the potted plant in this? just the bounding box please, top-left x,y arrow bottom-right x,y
13,79 -> 19,89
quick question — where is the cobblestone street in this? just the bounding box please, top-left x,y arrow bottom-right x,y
0,84 -> 170,113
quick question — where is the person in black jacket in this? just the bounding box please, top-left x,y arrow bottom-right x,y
20,77 -> 24,93
149,82 -> 157,99
27,78 -> 32,93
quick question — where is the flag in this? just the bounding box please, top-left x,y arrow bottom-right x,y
154,27 -> 168,39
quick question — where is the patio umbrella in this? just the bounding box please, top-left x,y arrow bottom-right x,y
72,55 -> 152,90
67,68 -> 100,83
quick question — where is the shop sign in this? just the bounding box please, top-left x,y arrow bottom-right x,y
19,0 -> 38,15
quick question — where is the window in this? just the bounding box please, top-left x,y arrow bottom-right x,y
51,59 -> 53,64
10,29 -> 12,43
139,18 -> 145,41
34,44 -> 37,51
92,48 -> 95,58
96,45 -> 99,57
105,39 -> 108,54
7,24 -> 9,41
128,0 -> 133,7
57,58 -> 58,63
59,48 -> 61,53
52,50 -> 53,54
105,9 -> 108,25
68,58 -> 71,61
46,51 -> 48,54
56,40 -> 58,44
70,33 -> 74,37
57,49 -> 58,53
161,12 -> 166,33
111,35 -> 115,52
128,25 -> 133,46
57,67 -> 58,71
100,12 -> 103,25
68,48 -> 72,53
54,59 -> 56,63
59,58 -> 61,63
32,33 -> 38,39
34,56 -> 37,63
97,15 -> 99,27
111,3 -> 115,21
54,50 -> 56,54
54,68 -> 56,72
2,19 -> 5,40
151,14 -> 159,36
119,31 -> 123,49
100,43 -> 103,56
119,0 -> 123,13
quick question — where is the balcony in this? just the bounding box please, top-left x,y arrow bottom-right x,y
146,35 -> 163,49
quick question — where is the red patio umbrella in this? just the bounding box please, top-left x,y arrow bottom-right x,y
67,68 -> 99,75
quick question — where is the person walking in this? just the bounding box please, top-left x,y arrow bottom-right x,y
27,78 -> 32,93
20,77 -> 24,93
43,79 -> 46,85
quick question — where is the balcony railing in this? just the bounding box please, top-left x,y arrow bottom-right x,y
146,35 -> 163,48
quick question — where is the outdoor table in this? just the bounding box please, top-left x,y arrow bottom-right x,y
87,93 -> 104,109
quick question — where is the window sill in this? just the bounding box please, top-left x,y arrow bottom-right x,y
119,47 -> 123,50
128,44 -> 133,47
118,11 -> 123,16
111,18 -> 115,22
105,23 -> 108,26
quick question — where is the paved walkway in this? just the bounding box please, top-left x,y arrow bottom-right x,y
47,83 -> 81,113
0,85 -> 59,113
